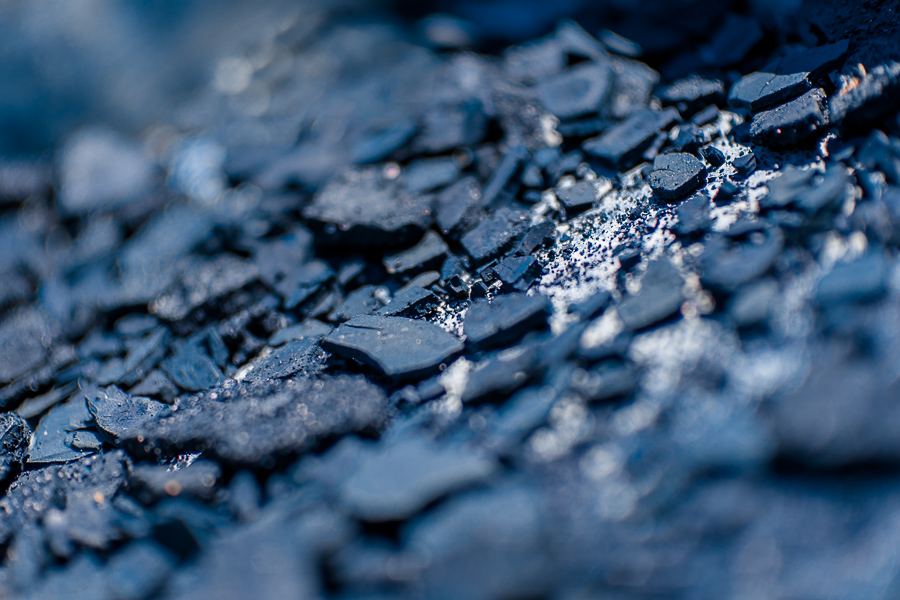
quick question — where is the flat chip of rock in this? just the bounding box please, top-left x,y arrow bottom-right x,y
729,71 -> 811,112
460,208 -> 529,264
302,167 -> 433,247
383,231 -> 449,275
464,293 -> 551,350
245,338 -> 327,382
750,88 -> 829,148
323,315 -> 463,379
339,436 -> 498,521
583,107 -> 678,169
0,413 -> 30,480
133,375 -> 388,465
649,153 -> 707,201
616,259 -> 684,330
27,395 -> 96,464
536,62 -> 612,120
86,385 -> 170,442
555,179 -> 609,214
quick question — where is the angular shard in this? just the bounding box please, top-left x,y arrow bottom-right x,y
464,293 -> 551,350
649,152 -> 707,201
324,315 -> 463,379
750,88 -> 829,148
583,107 -> 678,169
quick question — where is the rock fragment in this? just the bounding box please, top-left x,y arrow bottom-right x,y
615,259 -> 684,330
0,413 -> 30,481
464,293 -> 551,350
339,436 -> 498,521
302,167 -> 433,247
324,315 -> 462,379
648,153 -> 707,201
750,88 -> 829,148
536,63 -> 611,120
383,231 -> 449,276
583,107 -> 678,169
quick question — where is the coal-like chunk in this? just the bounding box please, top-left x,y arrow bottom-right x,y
16,382 -> 78,419
700,146 -> 726,168
513,221 -> 556,256
324,315 -> 462,379
760,165 -> 848,214
96,327 -> 169,388
464,293 -> 551,350
69,430 -> 104,451
555,180 -> 606,214
674,193 -> 711,235
245,339 -> 327,383
274,260 -> 333,310
750,88 -> 829,148
460,208 -> 529,264
731,39 -> 849,112
714,179 -> 739,203
383,231 -> 449,275
583,107 -> 679,169
130,460 -> 222,502
27,395 -> 96,464
402,157 -> 461,194
0,307 -> 56,384
488,256 -> 542,293
700,228 -> 784,291
777,39 -> 850,76
536,63 -> 611,120
134,375 -> 387,466
481,145 -> 526,206
616,259 -> 684,330
669,123 -> 705,153
328,285 -> 386,323
815,253 -> 887,305
615,246 -> 641,272
598,29 -> 642,58
729,71 -> 811,112
691,104 -> 719,126
0,413 -> 30,481
152,255 -> 257,322
268,320 -> 332,347
606,55 -> 660,120
461,345 -> 540,403
338,436 -> 498,521
649,153 -> 707,201
658,76 -> 725,114
435,175 -> 484,238
302,167 -> 433,247
86,385 -> 170,443
376,285 -> 438,318
829,62 -> 900,130
731,151 -> 758,178
162,343 -> 222,393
